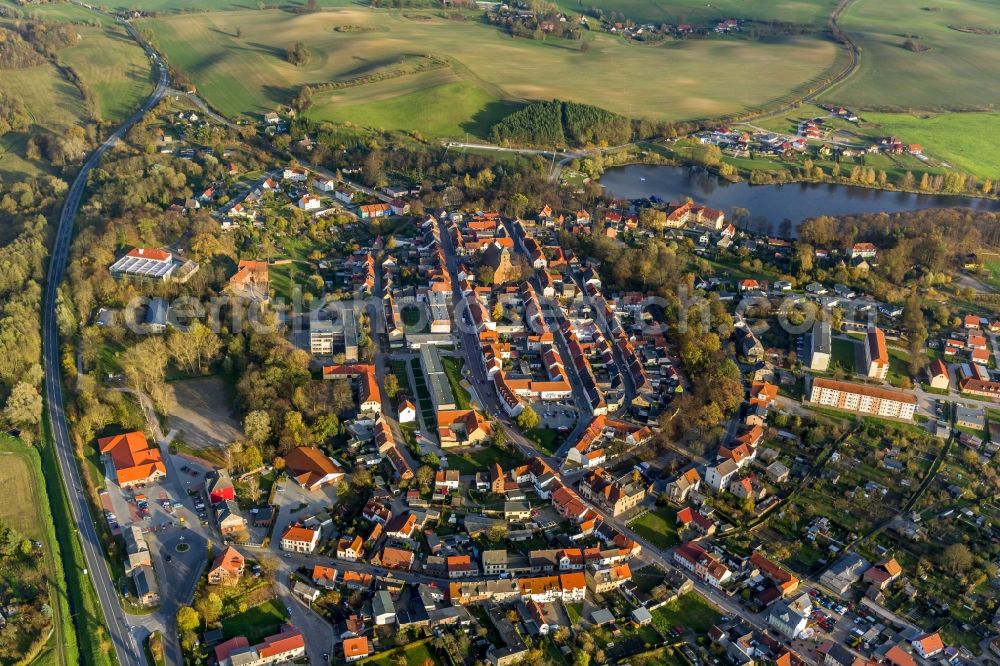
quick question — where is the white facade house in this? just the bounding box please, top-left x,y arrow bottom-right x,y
299,194 -> 322,211
705,459 -> 739,492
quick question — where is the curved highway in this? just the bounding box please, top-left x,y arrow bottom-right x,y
42,17 -> 169,666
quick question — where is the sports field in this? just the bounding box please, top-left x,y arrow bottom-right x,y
828,0 -> 1000,110
556,0 -> 838,27
142,7 -> 839,136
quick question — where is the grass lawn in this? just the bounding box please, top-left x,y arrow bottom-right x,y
627,507 -> 680,549
526,427 -> 562,455
445,445 -> 525,475
389,359 -> 414,397
827,0 -> 1000,112
630,566 -> 669,594
409,358 -> 437,430
789,543 -> 825,570
861,112 -> 1000,180
830,337 -> 857,373
365,639 -> 434,666
400,305 -> 422,328
566,602 -> 583,625
142,7 -> 837,133
441,356 -> 471,410
650,592 -> 722,635
220,598 -> 289,644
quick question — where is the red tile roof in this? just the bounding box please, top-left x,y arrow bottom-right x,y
97,431 -> 166,485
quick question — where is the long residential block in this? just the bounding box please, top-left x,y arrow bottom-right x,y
808,377 -> 916,420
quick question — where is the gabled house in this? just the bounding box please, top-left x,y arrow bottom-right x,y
336,535 -> 364,561
911,633 -> 944,659
666,468 -> 701,503
281,524 -> 320,553
208,547 -> 245,586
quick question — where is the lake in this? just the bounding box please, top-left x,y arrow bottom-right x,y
599,164 -> 1000,235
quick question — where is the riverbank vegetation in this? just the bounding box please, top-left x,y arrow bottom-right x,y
654,136 -> 997,199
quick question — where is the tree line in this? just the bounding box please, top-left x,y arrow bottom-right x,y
0,177 -> 66,444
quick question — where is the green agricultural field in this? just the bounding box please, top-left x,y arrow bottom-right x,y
0,63 -> 86,179
103,0 -> 355,12
61,25 -> 155,122
306,77 -> 517,141
0,0 -> 114,24
141,7 -> 838,137
0,4 -> 151,175
828,0 -> 1000,111
555,0 -> 838,27
861,112 -> 1000,181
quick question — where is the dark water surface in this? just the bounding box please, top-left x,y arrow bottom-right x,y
600,164 -> 1000,234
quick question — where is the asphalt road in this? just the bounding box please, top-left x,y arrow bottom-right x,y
41,14 -> 169,666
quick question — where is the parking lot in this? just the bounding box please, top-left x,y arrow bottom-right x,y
533,400 -> 578,429
270,477 -> 341,551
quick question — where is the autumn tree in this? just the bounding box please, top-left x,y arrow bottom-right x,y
242,475 -> 260,503
167,321 -> 222,375
902,288 -> 928,376
243,410 -> 271,445
286,42 -> 310,66
239,444 -> 263,472
120,337 -> 174,412
939,543 -> 973,573
515,406 -> 540,430
196,592 -> 222,624
3,381 -> 42,434
384,373 -> 400,399
177,606 -> 200,633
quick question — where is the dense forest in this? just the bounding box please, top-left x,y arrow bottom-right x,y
0,177 -> 65,445
489,99 -> 633,147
